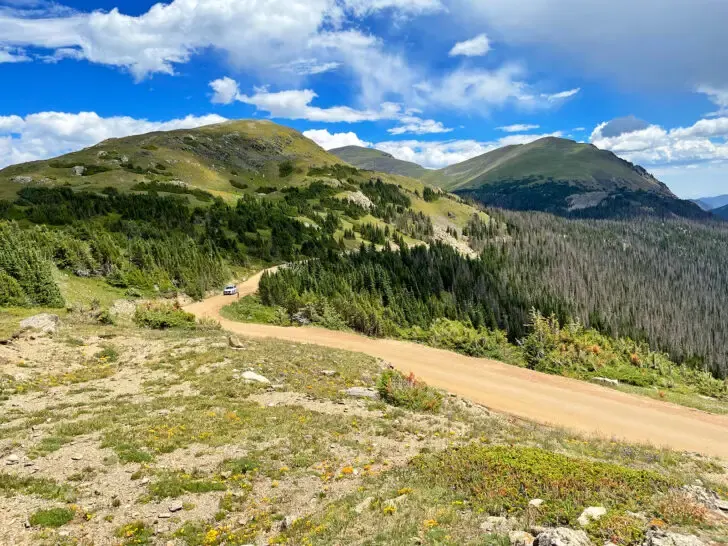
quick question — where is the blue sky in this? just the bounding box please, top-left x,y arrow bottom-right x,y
2,0 -> 728,198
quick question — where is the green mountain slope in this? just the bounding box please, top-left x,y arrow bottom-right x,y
329,146 -> 429,179
423,137 -> 707,219
712,203 -> 728,220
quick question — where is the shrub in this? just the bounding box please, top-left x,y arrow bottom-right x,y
278,161 -> 294,178
376,369 -> 443,412
115,521 -> 153,545
29,507 -> 75,528
230,179 -> 248,190
411,445 -> 673,527
133,302 -> 195,329
655,491 -> 708,525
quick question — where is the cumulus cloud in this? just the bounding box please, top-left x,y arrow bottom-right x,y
449,33 -> 491,57
209,77 -> 240,105
303,129 -> 372,150
590,116 -> 728,166
0,111 -> 227,167
388,115 -> 452,135
375,131 -> 562,168
342,0 -> 444,16
498,124 -> 539,132
273,59 -> 341,76
234,87 -> 402,123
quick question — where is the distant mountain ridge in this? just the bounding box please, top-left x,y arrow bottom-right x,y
692,194 -> 728,211
329,146 -> 429,179
334,138 -> 709,220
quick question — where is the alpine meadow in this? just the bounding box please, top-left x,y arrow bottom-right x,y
2,1 -> 728,545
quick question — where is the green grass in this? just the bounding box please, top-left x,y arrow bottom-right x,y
221,295 -> 290,325
115,521 -> 153,545
0,473 -> 76,501
29,507 -> 75,528
147,472 -> 227,499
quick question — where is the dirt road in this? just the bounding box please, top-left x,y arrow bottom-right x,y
186,270 -> 728,460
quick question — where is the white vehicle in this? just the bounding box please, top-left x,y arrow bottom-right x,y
223,284 -> 238,296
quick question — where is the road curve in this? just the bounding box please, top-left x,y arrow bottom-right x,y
186,270 -> 728,460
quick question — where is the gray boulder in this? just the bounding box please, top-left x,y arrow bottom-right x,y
10,176 -> 33,184
19,313 -> 60,335
344,387 -> 379,399
534,527 -> 592,546
241,371 -> 270,384
72,165 -> 86,176
480,516 -> 517,534
577,506 -> 606,527
644,531 -> 705,546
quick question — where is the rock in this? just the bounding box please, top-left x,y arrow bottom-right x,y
342,190 -> 374,210
228,335 -> 247,349
169,502 -> 183,513
529,499 -> 545,508
717,499 -> 728,512
158,513 -> 171,519
354,496 -> 374,514
72,165 -> 86,176
71,454 -> 83,461
480,516 -> 516,534
140,477 -> 150,485
242,371 -> 270,384
10,176 -> 33,184
5,454 -> 19,465
109,299 -> 137,319
578,506 -> 607,527
291,311 -> 311,325
593,377 -> 619,386
680,484 -> 720,511
644,531 -> 705,546
509,531 -> 535,546
279,515 -> 297,531
20,313 -> 60,335
344,387 -> 379,399
534,528 -> 591,546
320,370 -> 338,377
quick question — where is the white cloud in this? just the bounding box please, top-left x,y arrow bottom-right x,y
449,33 -> 491,57
273,59 -> 341,76
375,132 -> 562,169
303,129 -> 371,150
697,85 -> 728,117
0,111 -> 227,168
234,87 -> 402,123
342,0 -> 444,16
0,46 -> 30,63
498,124 -> 540,132
209,77 -> 241,105
388,115 -> 452,135
542,88 -> 581,102
590,117 -> 728,166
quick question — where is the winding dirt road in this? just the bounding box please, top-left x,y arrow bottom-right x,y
186,270 -> 728,460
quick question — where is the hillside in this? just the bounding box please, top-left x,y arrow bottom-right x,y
0,119 -> 491,307
694,194 -> 728,211
329,145 -> 430,179
713,203 -> 728,219
421,137 -> 708,219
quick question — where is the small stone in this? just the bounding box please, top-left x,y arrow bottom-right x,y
509,531 -> 535,546
279,515 -> 297,531
169,502 -> 183,512
241,371 -> 270,384
220,471 -> 232,479
528,498 -> 544,508
6,454 -> 19,465
140,477 -> 150,485
71,454 -> 83,461
355,496 -> 374,514
593,377 -> 619,386
717,499 -> 728,511
320,370 -> 337,377
480,516 -> 513,534
158,513 -> 172,519
578,506 -> 607,527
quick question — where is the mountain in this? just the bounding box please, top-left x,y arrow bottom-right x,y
712,203 -> 728,220
692,194 -> 728,211
329,145 -> 430,179
421,137 -> 707,219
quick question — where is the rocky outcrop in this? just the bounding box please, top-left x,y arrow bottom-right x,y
644,530 -> 705,546
10,176 -> 33,184
534,527 -> 592,546
72,166 -> 86,176
344,387 -> 379,399
577,506 -> 606,527
19,314 -> 60,335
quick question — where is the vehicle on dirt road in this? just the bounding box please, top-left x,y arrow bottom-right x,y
223,284 -> 238,296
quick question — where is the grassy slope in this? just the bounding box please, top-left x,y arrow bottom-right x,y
0,310 -> 726,545
427,137 -> 673,195
329,145 -> 430,179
